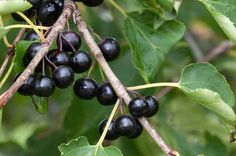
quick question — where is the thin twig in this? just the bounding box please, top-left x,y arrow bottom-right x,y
0,29 -> 26,78
74,9 -> 179,156
184,31 -> 204,62
0,1 -> 75,107
200,41 -> 234,62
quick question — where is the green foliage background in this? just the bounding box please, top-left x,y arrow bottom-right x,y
0,0 -> 236,156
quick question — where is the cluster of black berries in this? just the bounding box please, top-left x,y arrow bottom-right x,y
16,29 -> 120,100
98,96 -> 159,140
12,0 -> 104,25
12,0 -> 64,26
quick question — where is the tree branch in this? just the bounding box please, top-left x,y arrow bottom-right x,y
74,9 -> 179,156
0,1 -> 76,107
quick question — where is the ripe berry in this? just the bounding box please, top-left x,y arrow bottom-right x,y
144,96 -> 159,117
34,76 -> 55,97
37,1 -> 63,26
114,115 -> 137,137
54,0 -> 64,8
128,119 -> 143,139
24,42 -> 42,68
99,119 -> 120,140
15,74 -> 35,96
24,31 -> 39,41
128,98 -> 149,117
83,0 -> 104,7
52,65 -> 74,89
58,31 -> 82,52
73,78 -> 98,99
96,83 -> 117,106
70,51 -> 92,73
49,50 -> 71,66
98,38 -> 120,61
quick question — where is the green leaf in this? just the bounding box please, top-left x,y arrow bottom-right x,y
198,0 -> 236,44
14,40 -> 34,73
0,27 -> 9,40
124,10 -> 185,82
58,136 -> 123,156
179,63 -> 236,126
0,0 -> 32,15
31,96 -> 48,114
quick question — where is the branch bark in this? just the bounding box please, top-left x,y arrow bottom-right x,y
74,9 -> 179,156
0,1 -> 76,107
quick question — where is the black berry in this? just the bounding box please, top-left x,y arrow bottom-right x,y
70,51 -> 92,73
73,78 -> 98,99
83,0 -> 104,7
37,1 -> 63,26
49,50 -> 71,66
24,42 -> 42,68
128,119 -> 143,139
54,0 -> 64,8
15,74 -> 35,96
144,96 -> 159,117
52,65 -> 74,89
24,31 -> 39,41
58,31 -> 82,52
96,83 -> 117,106
114,115 -> 137,137
34,76 -> 55,97
128,98 -> 149,117
99,119 -> 120,140
98,38 -> 120,61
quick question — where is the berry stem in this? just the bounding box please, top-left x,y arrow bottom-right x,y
61,34 -> 76,52
107,0 -> 127,18
16,12 -> 46,42
127,82 -> 180,91
95,99 -> 120,148
5,24 -> 48,30
87,61 -> 96,77
99,65 -> 106,81
44,55 -> 57,70
0,56 -> 15,88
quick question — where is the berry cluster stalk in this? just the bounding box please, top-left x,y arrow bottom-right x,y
74,8 -> 179,156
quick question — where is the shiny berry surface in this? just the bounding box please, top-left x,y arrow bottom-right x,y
58,31 -> 82,52
37,1 -> 63,26
96,83 -> 117,106
114,115 -> 137,137
34,76 -> 55,97
98,38 -> 120,61
99,119 -> 120,140
73,78 -> 98,100
70,51 -> 92,73
52,65 -> 74,89
24,31 -> 39,41
15,74 -> 35,96
128,98 -> 149,117
144,96 -> 159,117
128,119 -> 143,139
50,51 -> 71,66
